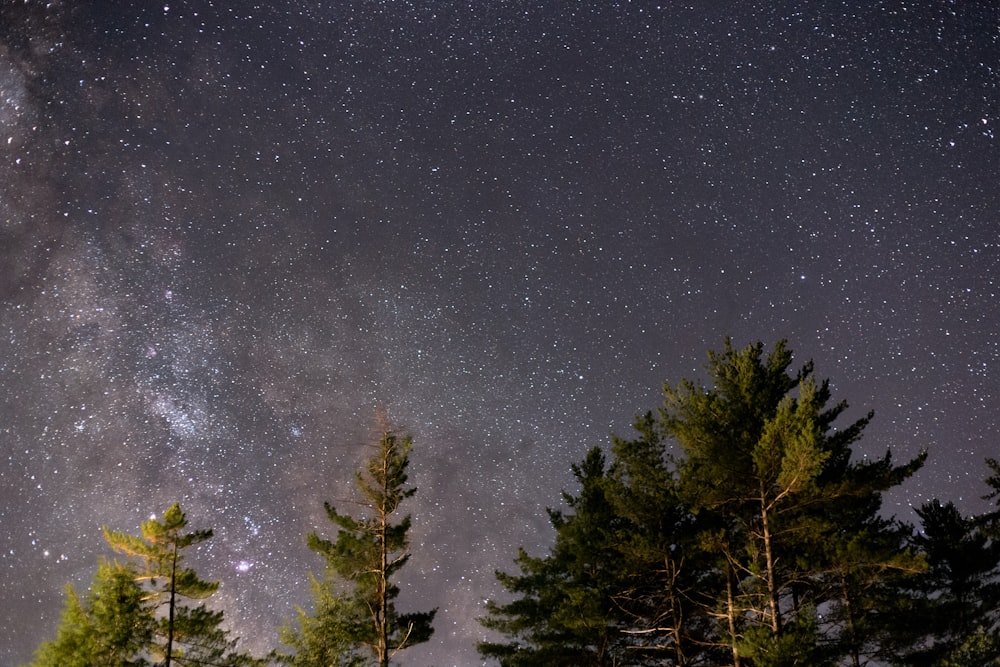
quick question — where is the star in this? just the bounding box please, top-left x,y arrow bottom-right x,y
0,3 -> 996,665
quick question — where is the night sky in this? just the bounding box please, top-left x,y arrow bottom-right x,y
1,2 -> 997,665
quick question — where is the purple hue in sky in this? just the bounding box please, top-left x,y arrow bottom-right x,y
1,2 -> 997,665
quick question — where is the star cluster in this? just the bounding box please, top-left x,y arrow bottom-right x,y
1,2 -> 997,665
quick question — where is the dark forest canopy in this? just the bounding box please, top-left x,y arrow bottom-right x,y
24,341 -> 1000,667
479,339 -> 1000,667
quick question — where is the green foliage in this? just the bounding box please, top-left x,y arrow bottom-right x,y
482,338 -> 932,667
103,503 -> 261,667
940,626 -> 1000,667
25,342 -> 1000,667
815,519 -> 926,665
27,505 -> 263,667
104,503 -> 218,601
279,574 -> 371,666
283,431 -> 435,667
738,606 -> 828,667
25,560 -> 152,667
604,413 -> 723,665
894,499 -> 1000,665
25,588 -> 91,667
663,339 -> 926,664
478,447 -> 630,666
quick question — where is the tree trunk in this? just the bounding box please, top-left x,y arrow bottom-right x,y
840,569 -> 861,667
667,556 -> 686,667
727,565 -> 741,667
378,441 -> 390,667
165,542 -> 178,667
760,489 -> 781,636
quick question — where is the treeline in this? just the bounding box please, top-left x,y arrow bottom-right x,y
26,431 -> 434,667
25,340 -> 1000,666
478,340 -> 1000,666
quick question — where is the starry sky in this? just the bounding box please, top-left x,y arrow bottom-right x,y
0,1 -> 997,665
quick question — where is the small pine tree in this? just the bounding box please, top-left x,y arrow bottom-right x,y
26,559 -> 152,667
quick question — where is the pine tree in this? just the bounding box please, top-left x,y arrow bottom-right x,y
900,498 -> 1000,665
25,559 -> 152,667
603,412 -> 722,666
284,430 -> 435,667
280,574 -> 370,667
479,423 -> 720,666
807,453 -> 927,667
478,447 -> 632,666
662,340 -> 829,664
984,458 -> 1000,522
104,503 -> 259,667
662,339 -> 924,666
480,338 -> 927,666
26,584 -> 94,667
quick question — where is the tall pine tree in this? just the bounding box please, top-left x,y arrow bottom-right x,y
663,339 -> 924,666
104,503 -> 259,667
664,340 -> 831,665
482,339 -> 927,667
478,447 -> 633,666
283,430 -> 435,667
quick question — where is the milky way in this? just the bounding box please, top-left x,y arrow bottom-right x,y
1,3 -> 997,665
